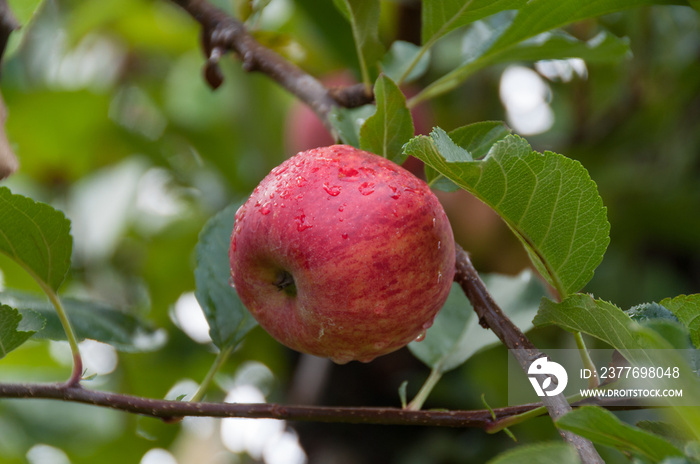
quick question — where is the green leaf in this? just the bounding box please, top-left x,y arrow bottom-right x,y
5,0 -> 45,59
359,75 -> 414,164
557,406 -> 684,462
405,131 -> 610,298
380,41 -> 431,84
328,104 -> 377,148
486,0 -> 677,56
0,291 -> 164,352
534,294 -> 700,439
636,420 -> 693,450
0,187 -> 72,293
486,441 -> 581,464
534,294 -> 644,351
424,121 -> 512,191
421,0 -> 527,46
660,295 -> 700,348
627,302 -> 692,349
332,0 -> 384,86
195,201 -> 257,350
0,304 -> 43,358
416,25 -> 630,105
500,30 -> 631,63
409,270 -> 547,373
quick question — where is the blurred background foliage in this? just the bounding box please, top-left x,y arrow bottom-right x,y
0,0 -> 698,463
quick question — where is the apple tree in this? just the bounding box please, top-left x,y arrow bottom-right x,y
0,0 -> 699,463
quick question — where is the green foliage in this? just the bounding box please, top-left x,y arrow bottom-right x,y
329,104 -> 376,147
0,305 -> 42,359
0,291 -> 163,352
194,201 -> 257,350
535,294 -> 700,440
660,295 -> 700,348
421,0 -> 527,46
379,41 -> 431,84
359,75 -> 413,163
405,130 -> 610,298
1,0 -> 699,462
332,0 -> 384,86
486,441 -> 581,464
0,187 -> 72,293
487,0 -> 683,55
557,406 -> 684,462
413,9 -> 633,104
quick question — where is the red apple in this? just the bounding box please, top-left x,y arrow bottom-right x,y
229,145 -> 455,363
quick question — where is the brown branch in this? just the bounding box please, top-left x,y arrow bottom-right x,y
0,381 -> 541,427
167,0 -> 373,134
453,244 -> 604,464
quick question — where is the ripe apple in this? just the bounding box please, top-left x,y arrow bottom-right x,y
229,145 -> 455,363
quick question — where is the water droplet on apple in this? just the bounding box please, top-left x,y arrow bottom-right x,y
437,240 -> 441,250
432,217 -> 436,227
338,166 -> 359,180
234,205 -> 246,222
323,183 -> 342,196
229,276 -> 235,288
269,192 -> 275,199
389,185 -> 401,199
294,212 -> 313,232
260,202 -> 272,215
341,233 -> 348,239
338,204 -> 346,212
437,271 -> 443,284
422,320 -> 434,330
296,176 -> 307,187
279,189 -> 291,199
373,341 -> 388,351
331,354 -> 353,364
414,331 -> 427,342
358,182 -> 375,195
271,164 -> 289,176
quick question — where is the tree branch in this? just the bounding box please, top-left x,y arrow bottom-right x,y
167,0 -> 373,134
453,244 -> 604,463
0,381 -> 540,427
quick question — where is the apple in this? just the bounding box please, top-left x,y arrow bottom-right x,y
229,145 -> 455,363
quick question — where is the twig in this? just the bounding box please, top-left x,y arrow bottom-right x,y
167,0 -> 373,134
0,381 -> 539,427
453,244 -> 604,464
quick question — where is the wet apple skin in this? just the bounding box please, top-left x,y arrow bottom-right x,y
230,145 -> 455,363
